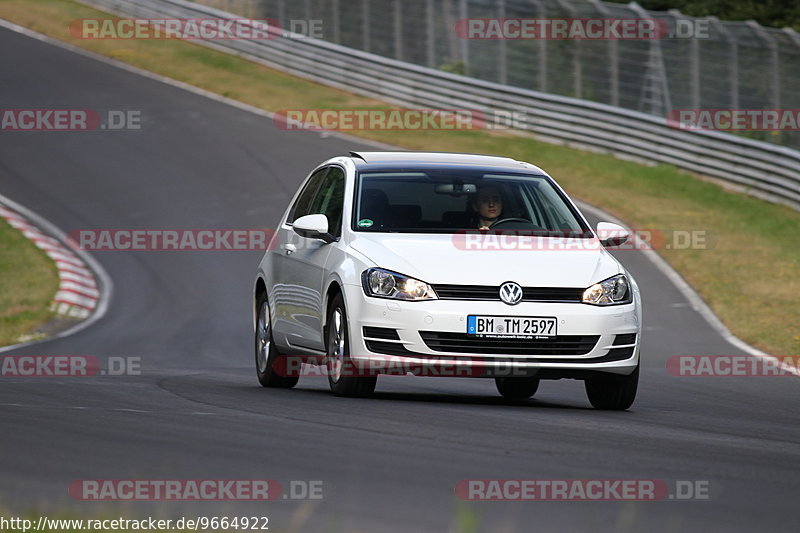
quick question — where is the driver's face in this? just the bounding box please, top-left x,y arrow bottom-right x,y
475,188 -> 502,220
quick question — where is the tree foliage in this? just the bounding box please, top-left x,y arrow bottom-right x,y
612,0 -> 800,29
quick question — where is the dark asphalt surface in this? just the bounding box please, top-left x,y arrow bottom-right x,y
1,25 -> 798,533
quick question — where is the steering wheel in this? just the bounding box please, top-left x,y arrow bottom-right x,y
489,217 -> 538,229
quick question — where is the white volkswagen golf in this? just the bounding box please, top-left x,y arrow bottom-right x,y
254,152 -> 641,409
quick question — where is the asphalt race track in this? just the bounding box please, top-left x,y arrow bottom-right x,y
1,25 -> 798,533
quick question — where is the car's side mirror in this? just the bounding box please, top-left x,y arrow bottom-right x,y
596,222 -> 630,247
293,214 -> 335,243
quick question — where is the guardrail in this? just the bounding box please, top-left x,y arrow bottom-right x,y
80,0 -> 800,210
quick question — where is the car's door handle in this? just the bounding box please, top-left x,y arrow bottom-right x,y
281,243 -> 297,255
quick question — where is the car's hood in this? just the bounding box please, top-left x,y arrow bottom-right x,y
349,233 -> 621,287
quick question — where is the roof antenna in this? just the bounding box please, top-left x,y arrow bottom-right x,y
349,151 -> 367,162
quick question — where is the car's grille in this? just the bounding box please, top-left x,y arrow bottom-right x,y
419,332 -> 599,355
362,326 -> 400,340
604,346 -> 635,360
364,340 -> 415,356
433,284 -> 584,303
613,333 -> 637,345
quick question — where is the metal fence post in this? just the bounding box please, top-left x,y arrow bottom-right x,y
781,24 -> 800,118
277,0 -> 285,29
557,0 -> 582,99
331,0 -> 340,43
669,9 -> 700,109
497,0 -> 508,85
426,0 -> 436,67
459,0 -> 469,73
591,0 -> 619,106
394,0 -> 403,61
362,0 -> 370,52
529,0 -> 547,93
707,17 -> 738,110
748,20 -> 780,109
629,1 -> 670,115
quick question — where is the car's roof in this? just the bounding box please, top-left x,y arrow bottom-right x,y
348,151 -> 544,173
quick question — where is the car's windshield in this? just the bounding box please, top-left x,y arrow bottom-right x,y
353,170 -> 591,236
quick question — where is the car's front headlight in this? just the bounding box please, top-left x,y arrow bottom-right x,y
582,274 -> 631,305
361,268 -> 438,301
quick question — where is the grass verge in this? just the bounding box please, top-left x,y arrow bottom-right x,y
0,216 -> 59,346
0,0 -> 798,355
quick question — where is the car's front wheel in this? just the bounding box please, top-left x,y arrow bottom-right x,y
495,377 -> 540,399
326,294 -> 377,397
584,365 -> 639,410
255,294 -> 299,389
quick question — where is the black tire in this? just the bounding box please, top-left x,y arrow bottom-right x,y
495,377 -> 540,399
584,365 -> 639,410
326,293 -> 377,397
255,293 -> 299,389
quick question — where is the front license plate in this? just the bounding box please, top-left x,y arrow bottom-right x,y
467,315 -> 557,339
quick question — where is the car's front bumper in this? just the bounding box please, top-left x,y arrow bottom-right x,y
342,283 -> 640,378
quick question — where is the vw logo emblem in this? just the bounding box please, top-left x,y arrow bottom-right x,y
499,282 -> 523,305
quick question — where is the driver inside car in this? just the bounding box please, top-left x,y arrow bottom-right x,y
471,185 -> 504,229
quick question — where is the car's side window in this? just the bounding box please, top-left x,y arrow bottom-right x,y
287,167 -> 329,224
308,167 -> 345,238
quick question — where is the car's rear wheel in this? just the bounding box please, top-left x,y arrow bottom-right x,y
495,377 -> 540,399
255,294 -> 299,389
326,294 -> 377,397
584,365 -> 639,410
